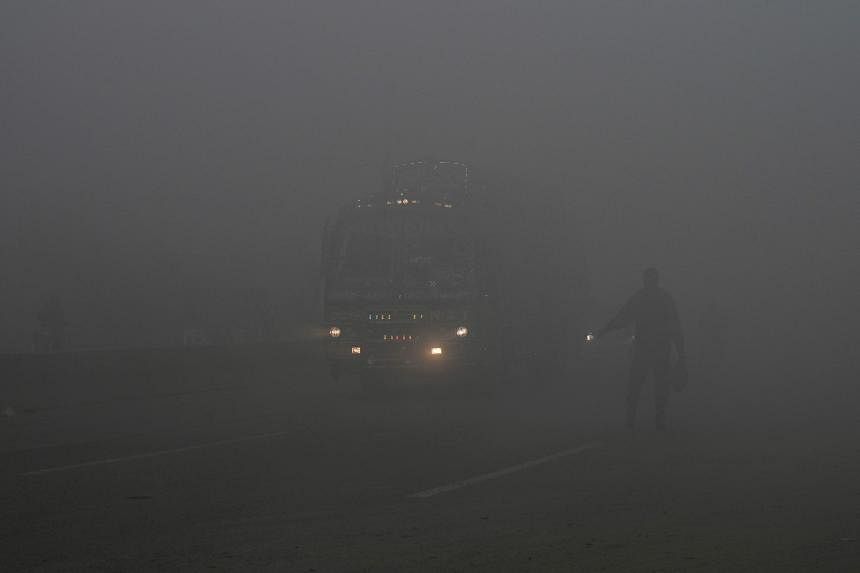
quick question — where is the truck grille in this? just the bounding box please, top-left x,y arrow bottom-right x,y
382,334 -> 417,342
366,323 -> 420,342
367,311 -> 426,322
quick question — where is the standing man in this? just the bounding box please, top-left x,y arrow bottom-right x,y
596,268 -> 685,430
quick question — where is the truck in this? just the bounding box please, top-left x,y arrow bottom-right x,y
320,160 -> 589,388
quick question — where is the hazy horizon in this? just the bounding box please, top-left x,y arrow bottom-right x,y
2,2 -> 857,358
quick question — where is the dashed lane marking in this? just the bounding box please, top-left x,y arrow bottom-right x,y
21,431 -> 291,477
408,441 -> 603,499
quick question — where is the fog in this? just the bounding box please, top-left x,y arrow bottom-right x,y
3,3 -> 860,569
2,2 -> 856,361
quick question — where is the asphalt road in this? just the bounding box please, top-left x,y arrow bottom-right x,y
2,355 -> 859,572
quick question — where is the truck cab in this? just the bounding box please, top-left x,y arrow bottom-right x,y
321,161 -> 496,382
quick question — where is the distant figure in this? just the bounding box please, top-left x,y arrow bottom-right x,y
596,268 -> 686,430
34,295 -> 67,353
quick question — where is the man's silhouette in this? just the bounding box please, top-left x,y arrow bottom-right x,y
597,268 -> 685,430
36,295 -> 67,353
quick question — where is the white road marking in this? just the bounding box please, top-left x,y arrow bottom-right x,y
408,441 -> 603,499
21,431 -> 291,477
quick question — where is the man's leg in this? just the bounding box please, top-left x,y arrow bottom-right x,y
626,349 -> 648,429
653,346 -> 672,430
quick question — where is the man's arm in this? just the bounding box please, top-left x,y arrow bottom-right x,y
667,294 -> 686,359
596,294 -> 636,339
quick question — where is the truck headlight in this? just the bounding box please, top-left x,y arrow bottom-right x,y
329,326 -> 342,338
455,326 -> 469,337
431,346 -> 443,356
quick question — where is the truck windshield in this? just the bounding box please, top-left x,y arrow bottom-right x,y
403,235 -> 473,284
406,235 -> 463,265
339,232 -> 392,278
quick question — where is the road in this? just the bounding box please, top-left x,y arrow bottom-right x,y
2,353 -> 859,572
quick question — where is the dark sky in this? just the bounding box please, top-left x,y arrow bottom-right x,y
1,2 -> 857,351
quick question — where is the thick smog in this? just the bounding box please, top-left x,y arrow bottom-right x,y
2,3 -> 858,571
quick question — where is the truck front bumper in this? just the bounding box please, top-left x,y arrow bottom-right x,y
326,339 -> 477,372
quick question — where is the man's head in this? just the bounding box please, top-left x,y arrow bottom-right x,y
642,267 -> 660,289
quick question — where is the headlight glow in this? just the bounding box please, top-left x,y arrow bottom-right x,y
351,346 -> 361,355
430,346 -> 443,356
455,326 -> 469,337
329,326 -> 342,338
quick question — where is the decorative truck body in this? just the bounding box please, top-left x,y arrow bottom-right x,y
320,160 -> 589,386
